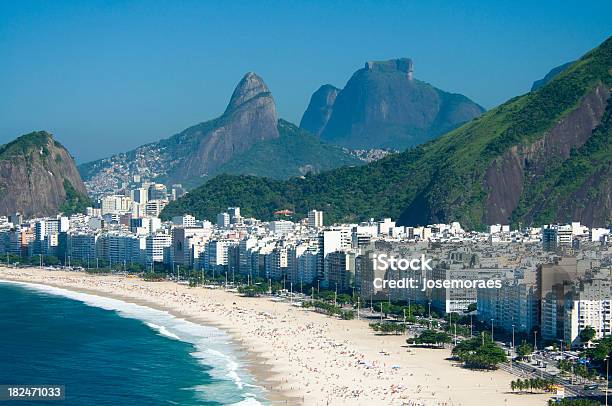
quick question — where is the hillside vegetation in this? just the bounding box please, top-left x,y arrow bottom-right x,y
0,131 -> 90,218
162,37 -> 612,228
215,120 -> 363,179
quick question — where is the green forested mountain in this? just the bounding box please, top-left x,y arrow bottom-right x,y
215,119 -> 362,179
0,132 -> 90,218
162,37 -> 612,229
531,61 -> 574,91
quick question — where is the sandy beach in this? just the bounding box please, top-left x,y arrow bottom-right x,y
0,267 -> 552,406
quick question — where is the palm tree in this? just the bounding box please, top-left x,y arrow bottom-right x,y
515,379 -> 523,392
535,378 -> 543,391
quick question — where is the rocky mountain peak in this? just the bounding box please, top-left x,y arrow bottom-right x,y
162,72 -> 279,183
165,36 -> 612,229
0,131 -> 89,218
225,72 -> 272,113
300,84 -> 340,136
0,131 -> 53,155
307,57 -> 483,150
365,58 -> 414,79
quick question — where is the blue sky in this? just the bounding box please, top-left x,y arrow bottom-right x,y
1,1 -> 610,162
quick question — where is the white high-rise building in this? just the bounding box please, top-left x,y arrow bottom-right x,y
543,224 -> 573,251
270,220 -> 294,235
67,232 -> 98,262
105,232 -> 144,265
325,250 -> 356,291
227,207 -> 242,224
87,207 -> 102,217
130,188 -> 148,205
217,213 -> 230,228
101,195 -> 132,215
131,202 -> 145,218
317,229 -> 344,284
145,200 -> 167,217
146,232 -> 171,263
266,245 -> 288,280
590,228 -> 610,242
308,210 -> 323,228
33,219 -> 59,255
287,244 -> 318,285
432,264 -> 510,314
205,240 -> 231,273
238,237 -> 258,277
565,277 -> 612,347
478,277 -> 539,335
130,217 -> 161,235
171,227 -> 211,267
172,214 -> 197,228
377,218 -> 396,236
59,217 -> 70,232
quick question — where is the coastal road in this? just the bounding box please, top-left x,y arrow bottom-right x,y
499,360 -> 608,399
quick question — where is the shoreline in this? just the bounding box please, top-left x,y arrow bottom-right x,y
0,267 -> 552,405
0,276 -> 296,405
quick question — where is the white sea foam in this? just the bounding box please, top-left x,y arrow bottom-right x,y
230,398 -> 264,406
0,280 -> 266,405
203,348 -> 243,388
144,322 -> 181,340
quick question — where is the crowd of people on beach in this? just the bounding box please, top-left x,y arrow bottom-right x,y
0,268 -> 524,405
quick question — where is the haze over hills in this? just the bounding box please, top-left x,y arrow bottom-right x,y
300,58 -> 485,150
531,61 -> 575,91
0,132 -> 90,218
162,36 -> 612,229
79,73 -> 362,193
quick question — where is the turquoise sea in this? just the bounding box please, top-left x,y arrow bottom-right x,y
0,281 -> 266,405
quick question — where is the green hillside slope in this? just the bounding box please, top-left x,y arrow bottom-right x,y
162,37 -> 612,228
215,120 -> 362,179
0,132 -> 90,218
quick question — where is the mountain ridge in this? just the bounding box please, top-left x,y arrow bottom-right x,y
214,119 -> 363,179
80,73 -> 362,193
531,61 -> 575,91
162,37 -> 612,228
300,58 -> 485,150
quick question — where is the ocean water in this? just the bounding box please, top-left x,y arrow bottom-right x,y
0,281 -> 266,405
